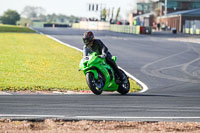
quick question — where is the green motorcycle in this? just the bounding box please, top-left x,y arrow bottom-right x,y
79,52 -> 130,95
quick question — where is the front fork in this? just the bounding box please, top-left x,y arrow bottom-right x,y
94,79 -> 104,89
87,70 -> 105,89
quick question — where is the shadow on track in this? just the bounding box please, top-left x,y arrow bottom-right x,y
98,93 -> 178,97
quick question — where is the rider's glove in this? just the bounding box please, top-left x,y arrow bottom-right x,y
84,56 -> 89,60
99,53 -> 106,58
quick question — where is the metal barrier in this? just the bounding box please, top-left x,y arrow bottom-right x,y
184,20 -> 200,35
72,23 -> 80,29
110,25 -> 141,34
32,22 -> 45,28
72,22 -> 152,35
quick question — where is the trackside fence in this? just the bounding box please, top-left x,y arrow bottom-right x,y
72,23 -> 80,29
184,20 -> 200,35
110,25 -> 141,34
72,22 -> 152,35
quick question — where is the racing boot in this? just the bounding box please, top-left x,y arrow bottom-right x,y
115,71 -> 126,84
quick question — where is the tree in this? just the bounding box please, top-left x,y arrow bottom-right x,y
21,6 -> 45,19
38,14 -> 47,22
109,7 -> 114,23
46,13 -> 57,23
111,7 -> 114,20
0,10 -> 20,25
101,8 -> 107,21
115,7 -> 120,22
107,8 -> 110,21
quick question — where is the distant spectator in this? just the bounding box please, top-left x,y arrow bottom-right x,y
157,23 -> 160,31
125,22 -> 129,25
161,24 -> 166,31
153,22 -> 157,30
133,20 -> 137,26
110,19 -> 114,24
117,21 -> 122,25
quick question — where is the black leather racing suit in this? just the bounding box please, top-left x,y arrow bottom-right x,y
83,39 -> 123,80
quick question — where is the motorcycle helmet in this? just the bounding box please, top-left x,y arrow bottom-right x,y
83,31 -> 94,46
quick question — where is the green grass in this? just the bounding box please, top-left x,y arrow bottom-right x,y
0,33 -> 87,91
0,24 -> 35,33
129,79 -> 142,93
0,33 -> 142,92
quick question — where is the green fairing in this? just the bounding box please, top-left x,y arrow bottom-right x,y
79,52 -> 118,91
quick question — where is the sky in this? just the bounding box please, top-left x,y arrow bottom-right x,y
0,0 -> 141,20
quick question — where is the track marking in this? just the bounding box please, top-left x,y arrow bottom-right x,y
0,92 -> 12,95
141,48 -> 190,76
32,28 -> 149,93
29,27 -> 44,35
0,114 -> 65,118
141,44 -> 200,83
46,35 -> 82,52
76,116 -> 200,120
119,67 -> 148,93
182,44 -> 200,78
1,114 -> 200,121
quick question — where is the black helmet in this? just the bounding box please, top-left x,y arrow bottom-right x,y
83,31 -> 94,46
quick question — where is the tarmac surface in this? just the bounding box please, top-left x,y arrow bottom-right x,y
0,28 -> 200,121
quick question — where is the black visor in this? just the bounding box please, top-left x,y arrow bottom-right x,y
83,38 -> 89,45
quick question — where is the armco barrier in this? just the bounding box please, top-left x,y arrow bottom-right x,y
32,22 -> 45,28
72,22 -> 152,34
184,20 -> 200,35
185,28 -> 190,34
190,28 -> 194,34
196,29 -> 200,35
110,25 -> 141,34
72,23 -> 80,29
184,28 -> 200,35
73,21 -> 110,30
98,22 -> 110,30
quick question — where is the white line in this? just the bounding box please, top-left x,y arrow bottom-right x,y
46,35 -> 82,52
33,28 -> 149,93
1,114 -> 199,120
0,92 -> 12,95
119,67 -> 148,93
77,116 -> 200,119
0,114 -> 65,118
29,27 -> 44,35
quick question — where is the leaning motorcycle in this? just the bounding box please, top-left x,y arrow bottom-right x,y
79,52 -> 130,95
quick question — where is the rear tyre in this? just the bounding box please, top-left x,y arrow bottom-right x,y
86,72 -> 103,95
117,69 -> 130,95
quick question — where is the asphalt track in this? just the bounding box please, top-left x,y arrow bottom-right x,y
0,28 -> 200,121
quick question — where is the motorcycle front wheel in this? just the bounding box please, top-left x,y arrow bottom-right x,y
86,72 -> 103,95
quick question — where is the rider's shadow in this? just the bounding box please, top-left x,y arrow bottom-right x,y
101,93 -> 178,97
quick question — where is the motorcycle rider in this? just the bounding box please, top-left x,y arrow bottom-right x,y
82,31 -> 125,83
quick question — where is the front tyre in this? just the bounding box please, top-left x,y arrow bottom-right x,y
117,69 -> 130,95
86,72 -> 103,95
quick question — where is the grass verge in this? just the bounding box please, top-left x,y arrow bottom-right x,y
0,33 -> 141,92
0,24 -> 35,33
0,33 -> 87,91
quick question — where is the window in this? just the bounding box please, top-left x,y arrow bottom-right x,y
167,2 -> 178,8
192,2 -> 200,8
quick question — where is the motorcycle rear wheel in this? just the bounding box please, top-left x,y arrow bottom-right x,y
86,72 -> 103,95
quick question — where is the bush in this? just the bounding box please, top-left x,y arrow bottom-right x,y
0,10 -> 20,25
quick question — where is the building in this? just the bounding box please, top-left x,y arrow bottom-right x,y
158,8 -> 200,33
129,2 -> 154,26
133,12 -> 155,27
137,2 -> 153,15
160,0 -> 200,14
